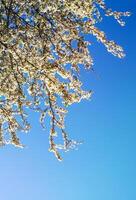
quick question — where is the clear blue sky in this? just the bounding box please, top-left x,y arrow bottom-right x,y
0,1 -> 136,199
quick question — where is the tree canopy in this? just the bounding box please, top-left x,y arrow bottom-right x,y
0,0 -> 130,160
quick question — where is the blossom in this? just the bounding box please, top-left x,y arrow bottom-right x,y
0,0 -> 130,160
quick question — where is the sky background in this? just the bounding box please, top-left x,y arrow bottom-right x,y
0,1 -> 136,200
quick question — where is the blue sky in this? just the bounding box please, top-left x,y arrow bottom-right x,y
0,1 -> 136,199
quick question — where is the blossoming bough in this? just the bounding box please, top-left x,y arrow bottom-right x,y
0,0 -> 130,160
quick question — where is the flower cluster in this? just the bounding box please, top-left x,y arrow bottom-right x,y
0,0 -> 130,160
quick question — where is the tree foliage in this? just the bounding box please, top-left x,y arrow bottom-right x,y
0,0 -> 130,160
